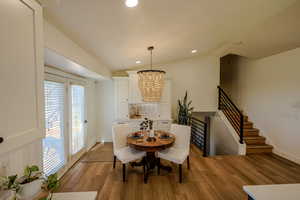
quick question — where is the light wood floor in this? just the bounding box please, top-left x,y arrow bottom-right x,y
57,143 -> 300,200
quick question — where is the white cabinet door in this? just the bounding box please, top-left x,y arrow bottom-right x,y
114,78 -> 129,120
161,80 -> 171,103
159,103 -> 171,119
156,120 -> 171,132
117,79 -> 129,102
128,73 -> 142,103
0,0 -> 44,154
118,102 -> 129,120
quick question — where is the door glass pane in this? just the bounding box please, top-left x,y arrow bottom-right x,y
43,81 -> 65,176
71,85 -> 85,154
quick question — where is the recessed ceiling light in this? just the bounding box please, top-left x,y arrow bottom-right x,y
191,49 -> 198,54
136,60 -> 141,64
125,0 -> 138,7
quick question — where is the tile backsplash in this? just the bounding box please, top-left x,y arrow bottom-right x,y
129,103 -> 159,119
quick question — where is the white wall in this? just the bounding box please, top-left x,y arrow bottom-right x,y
156,55 -> 220,119
44,19 -> 111,79
210,111 -> 246,156
223,48 -> 300,164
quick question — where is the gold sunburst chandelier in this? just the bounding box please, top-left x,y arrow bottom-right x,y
138,46 -> 166,102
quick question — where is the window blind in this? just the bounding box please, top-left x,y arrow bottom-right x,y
43,81 -> 66,176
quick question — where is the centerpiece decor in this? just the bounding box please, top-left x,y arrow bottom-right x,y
138,46 -> 166,102
140,118 -> 156,142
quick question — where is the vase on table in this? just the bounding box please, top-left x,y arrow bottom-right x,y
149,129 -> 155,138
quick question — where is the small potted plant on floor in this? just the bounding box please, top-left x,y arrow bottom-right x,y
18,165 -> 43,199
0,175 -> 21,200
39,173 -> 59,200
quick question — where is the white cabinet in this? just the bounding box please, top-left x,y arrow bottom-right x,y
159,103 -> 171,119
161,80 -> 171,103
128,120 -> 141,132
159,80 -> 171,119
156,120 -> 171,132
114,78 -> 129,120
128,72 -> 143,103
0,0 -> 44,154
114,72 -> 172,122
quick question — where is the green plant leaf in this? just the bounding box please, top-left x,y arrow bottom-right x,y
30,165 -> 39,172
183,91 -> 187,105
24,166 -> 31,177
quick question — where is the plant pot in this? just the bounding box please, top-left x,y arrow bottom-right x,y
19,179 -> 43,200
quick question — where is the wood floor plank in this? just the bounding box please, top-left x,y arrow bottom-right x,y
56,143 -> 300,200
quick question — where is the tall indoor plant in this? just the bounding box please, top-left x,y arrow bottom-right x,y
177,91 -> 194,125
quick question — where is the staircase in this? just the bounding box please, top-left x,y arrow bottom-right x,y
239,115 -> 273,154
218,87 -> 273,154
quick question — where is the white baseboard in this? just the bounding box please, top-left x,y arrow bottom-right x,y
263,135 -> 300,165
100,138 -> 113,143
273,148 -> 300,165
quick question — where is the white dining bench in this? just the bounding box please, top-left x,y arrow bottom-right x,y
243,184 -> 300,200
52,191 -> 97,200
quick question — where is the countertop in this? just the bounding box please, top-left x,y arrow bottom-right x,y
115,118 -> 173,123
243,184 -> 300,200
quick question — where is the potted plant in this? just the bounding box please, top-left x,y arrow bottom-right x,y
39,173 -> 59,200
0,175 -> 20,200
18,165 -> 43,199
177,91 -> 194,125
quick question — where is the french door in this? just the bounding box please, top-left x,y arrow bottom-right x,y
43,77 -> 87,176
43,80 -> 66,176
70,84 -> 86,157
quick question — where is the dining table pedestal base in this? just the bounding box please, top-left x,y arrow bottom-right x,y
130,152 -> 172,183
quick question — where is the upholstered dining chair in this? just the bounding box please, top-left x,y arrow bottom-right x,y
157,124 -> 191,183
112,123 -> 146,182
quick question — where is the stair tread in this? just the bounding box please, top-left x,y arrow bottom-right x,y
244,136 -> 265,139
247,144 -> 273,149
244,128 -> 259,132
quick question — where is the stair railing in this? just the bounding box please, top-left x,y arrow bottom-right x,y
218,86 -> 244,144
190,116 -> 209,157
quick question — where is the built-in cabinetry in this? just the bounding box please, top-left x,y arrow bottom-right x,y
114,71 -> 172,132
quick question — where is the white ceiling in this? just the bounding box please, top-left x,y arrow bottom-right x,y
43,0 -> 300,71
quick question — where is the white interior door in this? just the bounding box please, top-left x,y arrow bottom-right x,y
0,0 -> 44,159
71,84 -> 86,155
43,80 -> 66,176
